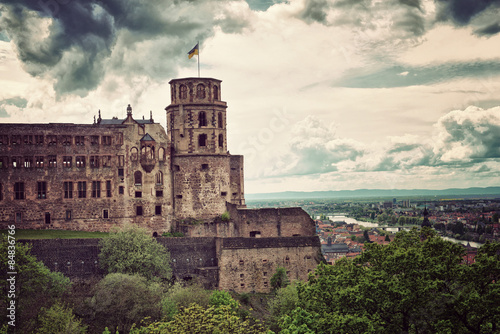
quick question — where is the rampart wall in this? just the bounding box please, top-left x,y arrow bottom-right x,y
22,236 -> 321,292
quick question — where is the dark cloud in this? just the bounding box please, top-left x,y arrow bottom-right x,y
0,96 -> 28,117
435,0 -> 500,25
474,22 -> 500,36
333,60 -> 500,88
0,0 -> 248,96
299,0 -> 330,24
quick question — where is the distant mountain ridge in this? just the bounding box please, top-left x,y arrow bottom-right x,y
246,187 -> 500,200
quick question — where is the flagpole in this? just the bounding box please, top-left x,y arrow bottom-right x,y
197,40 -> 200,78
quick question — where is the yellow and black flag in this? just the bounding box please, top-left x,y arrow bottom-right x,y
188,43 -> 199,59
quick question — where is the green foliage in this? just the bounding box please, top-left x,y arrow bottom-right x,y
98,225 -> 171,280
239,292 -> 251,305
164,282 -> 211,312
209,290 -> 239,310
271,267 -> 290,291
283,228 -> 500,333
90,273 -> 164,333
384,234 -> 391,242
268,283 -> 299,332
35,302 -> 87,334
161,232 -> 184,237
221,211 -> 231,221
0,235 -> 71,333
130,303 -> 269,334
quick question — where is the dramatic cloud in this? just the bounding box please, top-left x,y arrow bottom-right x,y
0,0 -> 250,96
0,96 -> 27,117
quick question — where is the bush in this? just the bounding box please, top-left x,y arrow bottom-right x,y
221,211 -> 230,221
36,302 -> 87,334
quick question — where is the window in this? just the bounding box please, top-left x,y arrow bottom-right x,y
263,272 -> 268,277
118,155 -> 124,167
102,155 -> 111,168
24,157 -> 33,168
219,134 -> 223,148
102,136 -> 111,145
119,186 -> 124,195
213,85 -> 219,101
117,133 -> 123,145
12,157 -> 21,168
64,181 -> 73,199
65,210 -> 72,221
196,84 -> 205,99
0,183 -> 3,201
0,157 -> 6,169
239,260 -> 244,265
176,195 -> 182,199
75,136 -> 85,146
158,148 -> 165,162
0,135 -> 8,145
155,205 -> 162,215
201,164 -> 209,170
24,135 -> 33,145
241,283 -> 245,288
11,135 -> 21,145
62,135 -> 72,146
76,156 -> 85,168
156,190 -> 163,197
180,84 -> 187,99
78,181 -> 87,198
91,136 -> 99,145
118,168 -> 124,177
14,182 -> 24,199
134,171 -> 142,185
156,171 -> 163,185
91,181 -> 101,198
136,206 -> 143,216
174,165 -> 180,171
199,111 -> 207,127
135,191 -> 142,198
221,192 -> 227,196
15,212 -> 22,223
48,155 -> 57,168
131,147 -> 138,161
37,182 -> 47,199
90,156 -> 99,168
218,112 -> 223,128
35,135 -> 44,145
240,274 -> 244,278
35,156 -> 44,168
103,209 -> 109,219
198,134 -> 207,147
47,135 -> 57,146
264,281 -> 268,288
106,180 -> 111,197
63,156 -> 72,168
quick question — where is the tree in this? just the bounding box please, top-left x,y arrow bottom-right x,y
35,302 -> 87,334
271,267 -> 290,291
90,273 -> 163,333
130,303 -> 268,334
98,225 -> 171,281
285,228 -> 500,333
0,236 -> 71,333
268,283 -> 299,332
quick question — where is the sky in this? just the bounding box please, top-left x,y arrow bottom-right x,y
1,0 -> 500,194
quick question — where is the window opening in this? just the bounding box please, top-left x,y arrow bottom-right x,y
63,156 -> 72,168
134,171 -> 142,185
136,206 -> 143,216
64,181 -> 73,199
196,84 -> 206,99
198,134 -> 207,147
78,181 -> 87,198
199,111 -> 207,127
106,180 -> 112,197
92,181 -> 101,198
76,156 -> 85,168
155,205 -> 162,215
14,182 -> 25,200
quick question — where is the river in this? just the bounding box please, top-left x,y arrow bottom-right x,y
327,215 -> 484,248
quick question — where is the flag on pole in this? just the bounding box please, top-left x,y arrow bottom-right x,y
188,43 -> 199,59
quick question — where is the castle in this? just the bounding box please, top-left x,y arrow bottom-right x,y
1,77 -> 321,292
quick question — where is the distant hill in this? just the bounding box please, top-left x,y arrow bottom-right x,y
245,187 -> 500,200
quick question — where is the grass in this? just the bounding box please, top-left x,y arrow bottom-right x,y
0,229 -> 109,239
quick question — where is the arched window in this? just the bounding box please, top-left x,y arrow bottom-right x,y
218,112 -> 223,128
196,84 -> 205,99
156,171 -> 163,185
180,85 -> 187,99
218,134 -> 223,148
199,111 -> 207,127
131,147 -> 138,161
158,147 -> 165,162
213,85 -> 219,100
198,134 -> 207,147
134,171 -> 142,185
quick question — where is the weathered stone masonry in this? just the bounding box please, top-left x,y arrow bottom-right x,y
23,236 -> 320,293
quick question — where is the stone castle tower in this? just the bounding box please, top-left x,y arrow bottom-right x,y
166,77 -> 245,220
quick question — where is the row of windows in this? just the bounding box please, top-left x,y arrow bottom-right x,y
0,155 -> 124,169
179,84 -> 218,101
0,134 -> 121,147
0,180 -> 165,201
13,204 -> 163,223
198,134 -> 224,148
197,111 -> 224,128
6,181 -> 112,200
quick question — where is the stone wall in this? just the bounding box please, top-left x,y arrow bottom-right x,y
23,235 -> 322,293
